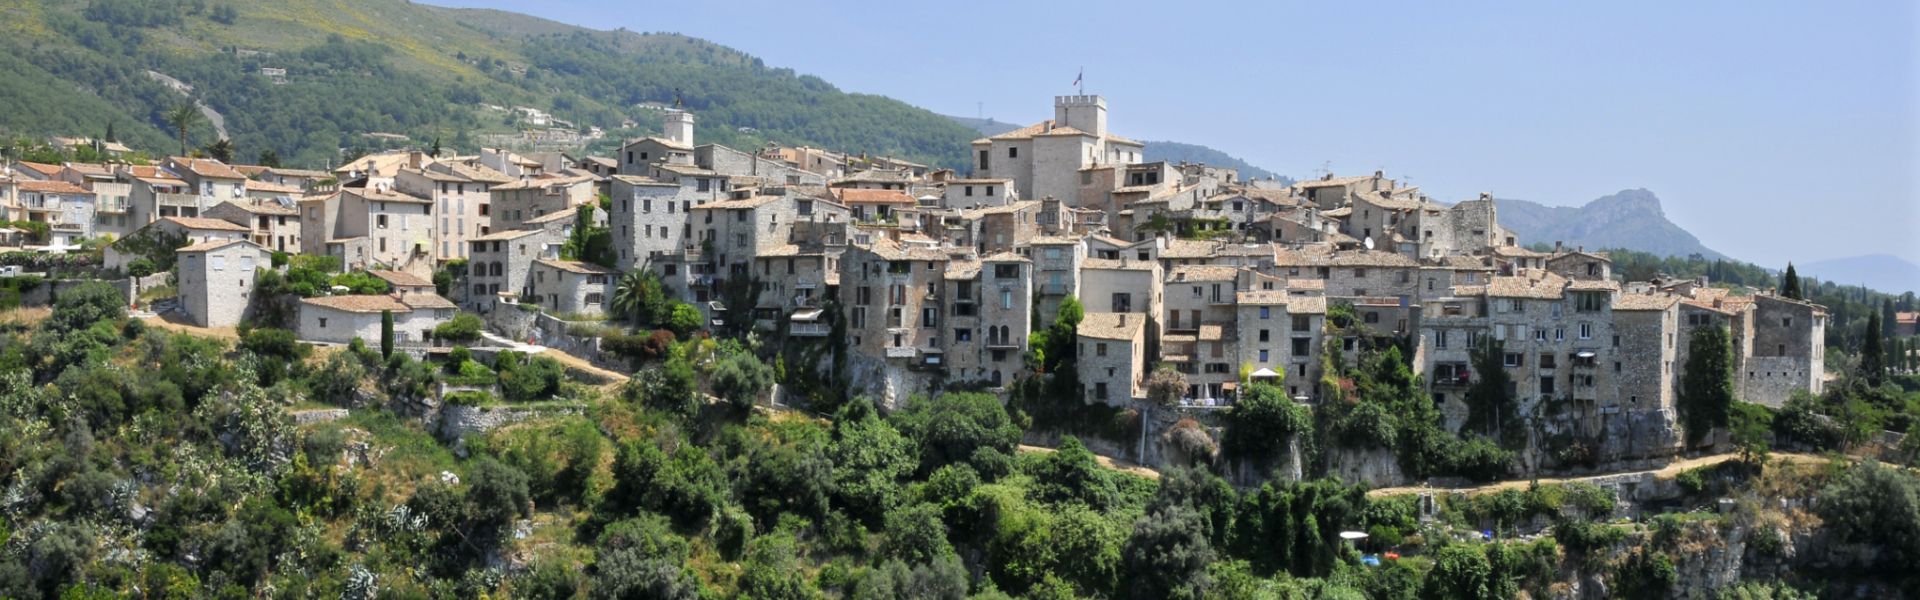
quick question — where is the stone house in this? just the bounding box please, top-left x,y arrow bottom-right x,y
941,252 -> 1032,388
175,239 -> 269,328
609,175 -> 691,272
15,180 -> 95,245
838,239 -> 957,367
104,216 -> 250,270
488,175 -> 596,231
530,259 -> 617,316
204,199 -> 302,253
1078,312 -> 1149,406
1611,291 -> 1684,459
1238,292 -> 1328,402
1741,295 -> 1826,407
1030,235 -> 1085,322
465,227 -> 564,313
941,178 -> 1016,211
60,163 -> 133,240
163,157 -> 249,208
297,293 -> 455,346
393,161 -> 513,261
972,96 -> 1144,204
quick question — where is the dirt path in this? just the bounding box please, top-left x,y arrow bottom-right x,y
1366,452 -> 1831,498
138,313 -> 239,340
539,347 -> 630,387
1019,444 -> 1162,480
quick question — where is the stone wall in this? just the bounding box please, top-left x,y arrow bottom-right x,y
436,403 -> 585,442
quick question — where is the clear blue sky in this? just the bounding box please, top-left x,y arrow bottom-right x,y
434,0 -> 1918,268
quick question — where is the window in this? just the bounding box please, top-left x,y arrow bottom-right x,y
1008,147 -> 1018,158
978,149 -> 990,170
1353,268 -> 1367,278
922,307 -> 938,328
1539,376 -> 1555,395
318,317 -> 328,328
1259,349 -> 1269,362
1539,353 -> 1556,369
586,293 -> 604,305
1782,317 -> 1793,328
1578,323 -> 1593,339
1259,307 -> 1271,319
696,179 -> 711,192
1503,353 -> 1523,367
1364,312 -> 1380,324
1096,343 -> 1109,357
1111,293 -> 1131,313
1436,330 -> 1449,349
1292,315 -> 1310,331
1002,290 -> 1013,309
1258,329 -> 1270,342
1554,328 -> 1565,341
1094,382 -> 1108,401
1045,248 -> 1062,260
376,214 -> 389,228
1292,338 -> 1310,356
955,328 -> 972,342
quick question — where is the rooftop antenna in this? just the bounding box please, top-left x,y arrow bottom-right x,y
1316,160 -> 1332,178
672,88 -> 683,109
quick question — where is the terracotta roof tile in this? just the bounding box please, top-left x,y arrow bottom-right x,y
1078,312 -> 1147,341
300,294 -> 414,313
161,216 -> 250,232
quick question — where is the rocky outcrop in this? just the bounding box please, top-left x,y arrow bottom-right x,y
436,403 -> 585,442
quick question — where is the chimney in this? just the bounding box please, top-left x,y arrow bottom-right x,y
1120,313 -> 1128,326
1554,241 -> 1563,253
1374,170 -> 1383,178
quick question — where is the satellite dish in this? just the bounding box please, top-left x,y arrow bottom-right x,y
1363,236 -> 1375,250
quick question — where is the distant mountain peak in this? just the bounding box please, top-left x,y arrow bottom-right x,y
1496,189 -> 1721,259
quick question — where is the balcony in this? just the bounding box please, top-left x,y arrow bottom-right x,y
156,192 -> 199,207
885,346 -> 919,359
790,322 -> 830,337
1041,283 -> 1071,295
793,278 -> 818,290
986,337 -> 1021,350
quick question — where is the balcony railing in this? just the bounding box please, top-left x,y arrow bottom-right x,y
790,322 -> 830,337
156,192 -> 199,207
885,346 -> 918,359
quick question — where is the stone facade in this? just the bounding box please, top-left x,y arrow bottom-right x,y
175,239 -> 268,328
529,259 -> 616,316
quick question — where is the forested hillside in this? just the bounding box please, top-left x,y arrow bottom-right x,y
0,0 -> 979,169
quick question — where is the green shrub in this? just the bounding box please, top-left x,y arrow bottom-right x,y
433,313 -> 485,343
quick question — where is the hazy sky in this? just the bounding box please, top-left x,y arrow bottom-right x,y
434,0 -> 1918,267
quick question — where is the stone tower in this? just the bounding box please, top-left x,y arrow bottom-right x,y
1054,95 -> 1107,137
664,109 -> 695,147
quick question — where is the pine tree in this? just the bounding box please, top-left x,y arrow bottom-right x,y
1882,300 -> 1897,338
1465,337 -> 1518,447
1678,325 -> 1735,446
1861,310 -> 1886,386
1780,263 -> 1802,300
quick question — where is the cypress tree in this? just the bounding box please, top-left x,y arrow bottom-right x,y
1678,325 -> 1735,446
380,309 -> 395,359
1861,310 -> 1885,386
1780,263 -> 1801,300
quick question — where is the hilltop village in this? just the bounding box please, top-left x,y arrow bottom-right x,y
0,95 -> 1827,477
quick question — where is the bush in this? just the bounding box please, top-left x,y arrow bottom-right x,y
711,352 -> 773,411
434,313 -> 485,343
497,351 -> 564,402
48,281 -> 126,333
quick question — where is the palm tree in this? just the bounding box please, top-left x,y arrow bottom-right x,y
611,269 -> 653,327
165,103 -> 202,156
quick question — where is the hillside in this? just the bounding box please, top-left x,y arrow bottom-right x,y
0,0 -> 979,169
1496,189 -> 1724,259
1801,254 -> 1920,295
1139,140 -> 1286,182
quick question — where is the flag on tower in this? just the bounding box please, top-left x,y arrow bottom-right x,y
1072,69 -> 1082,88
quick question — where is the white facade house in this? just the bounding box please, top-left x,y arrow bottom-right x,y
175,239 -> 269,328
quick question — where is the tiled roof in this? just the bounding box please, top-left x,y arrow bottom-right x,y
244,180 -> 303,194
1287,296 -> 1328,314
300,294 -> 413,313
1294,175 -> 1375,189
168,157 -> 246,180
347,187 -> 432,204
160,216 -> 250,232
945,260 -> 981,280
1081,258 -> 1156,271
835,188 -> 916,204
369,270 -> 434,288
526,207 -> 579,225
1168,265 -> 1239,282
535,259 -> 620,275
439,161 -> 514,184
16,180 -> 89,194
981,251 -> 1030,263
400,294 -> 457,310
13,161 -> 62,177
626,136 -> 691,151
1485,271 -> 1571,299
1237,290 -> 1290,305
1614,292 -> 1680,311
1567,279 -> 1620,291
470,228 -> 545,241
212,199 -> 297,216
697,194 -> 787,210
1078,312 -> 1147,341
175,238 -> 257,253
1160,239 -> 1217,259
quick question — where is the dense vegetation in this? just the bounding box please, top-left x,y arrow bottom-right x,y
0,0 -> 980,171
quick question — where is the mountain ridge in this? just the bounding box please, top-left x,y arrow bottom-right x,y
1493,189 -> 1726,260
